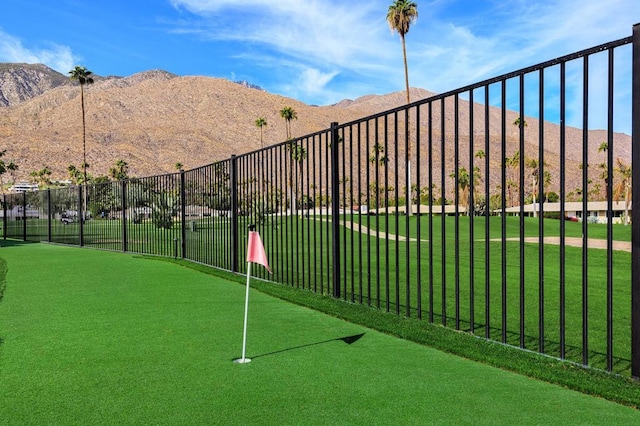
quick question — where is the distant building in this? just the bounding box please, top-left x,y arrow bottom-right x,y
498,201 -> 632,224
8,182 -> 39,193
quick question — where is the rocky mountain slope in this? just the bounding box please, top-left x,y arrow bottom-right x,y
0,63 -> 631,198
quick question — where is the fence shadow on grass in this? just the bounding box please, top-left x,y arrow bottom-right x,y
249,333 -> 366,360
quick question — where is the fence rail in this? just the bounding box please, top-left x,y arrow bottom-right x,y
3,25 -> 639,377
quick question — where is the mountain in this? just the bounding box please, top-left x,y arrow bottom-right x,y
0,63 -> 631,198
0,63 -> 70,106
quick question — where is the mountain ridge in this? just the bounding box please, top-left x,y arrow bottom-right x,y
0,63 -> 631,199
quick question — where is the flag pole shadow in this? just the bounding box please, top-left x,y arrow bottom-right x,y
242,333 -> 365,361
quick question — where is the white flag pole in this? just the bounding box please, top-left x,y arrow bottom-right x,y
234,260 -> 252,364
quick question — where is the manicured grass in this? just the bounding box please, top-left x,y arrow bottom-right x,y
10,213 -> 634,374
1,241 -> 639,424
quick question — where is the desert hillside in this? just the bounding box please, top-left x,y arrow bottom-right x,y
0,63 -> 631,198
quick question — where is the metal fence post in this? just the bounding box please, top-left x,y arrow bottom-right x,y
330,122 -> 341,298
1,194 -> 5,240
122,180 -> 128,252
230,155 -> 239,273
78,185 -> 84,247
180,170 -> 186,259
631,22 -> 640,379
47,189 -> 52,242
21,192 -> 27,241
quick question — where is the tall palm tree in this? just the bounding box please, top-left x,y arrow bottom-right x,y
387,0 -> 418,216
69,66 -> 95,187
387,0 -> 418,105
69,66 -> 94,220
287,142 -> 307,214
255,117 -> 268,148
279,107 -> 297,140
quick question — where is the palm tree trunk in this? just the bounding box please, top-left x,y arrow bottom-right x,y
81,83 -> 88,221
401,35 -> 410,104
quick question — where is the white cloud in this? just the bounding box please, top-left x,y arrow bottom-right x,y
0,29 -> 78,73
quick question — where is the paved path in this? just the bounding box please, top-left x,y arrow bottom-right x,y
315,218 -> 631,252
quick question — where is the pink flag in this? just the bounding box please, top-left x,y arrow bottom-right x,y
247,231 -> 271,273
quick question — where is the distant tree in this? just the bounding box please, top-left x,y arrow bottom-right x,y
369,143 -> 389,207
68,66 -> 95,188
0,150 -> 7,194
255,117 -> 268,148
287,142 -> 307,213
68,165 -> 82,185
175,162 -> 183,171
513,117 -> 527,129
504,151 -> 520,207
597,141 -> 609,200
613,158 -> 632,226
30,166 -> 52,188
279,107 -> 297,140
108,159 -> 129,180
387,0 -> 418,105
450,166 -> 471,215
7,160 -> 18,185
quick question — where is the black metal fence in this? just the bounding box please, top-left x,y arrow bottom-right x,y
3,24 -> 639,377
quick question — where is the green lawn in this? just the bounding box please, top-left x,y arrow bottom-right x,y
7,213 -> 634,374
1,241 -> 639,424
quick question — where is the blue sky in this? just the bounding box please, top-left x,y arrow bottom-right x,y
0,0 -> 637,110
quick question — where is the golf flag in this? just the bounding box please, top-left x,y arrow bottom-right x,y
235,226 -> 271,364
247,230 -> 271,273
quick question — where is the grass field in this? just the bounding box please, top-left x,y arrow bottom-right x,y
7,213 -> 634,374
1,240 -> 640,424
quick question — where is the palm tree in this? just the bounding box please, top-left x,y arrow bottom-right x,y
387,0 -> 418,216
450,167 -> 470,215
109,159 -> 129,180
279,106 -> 297,140
504,151 -> 520,207
175,162 -> 183,171
6,160 -> 18,190
69,66 -> 95,187
287,142 -> 307,214
613,158 -> 632,226
255,117 -> 268,148
369,143 -> 389,207
387,0 -> 418,105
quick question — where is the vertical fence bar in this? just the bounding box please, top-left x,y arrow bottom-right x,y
501,79 -> 508,344
2,194 -> 6,240
538,68 -> 545,353
440,97 -> 447,326
631,22 -> 640,379
454,94 -> 460,330
22,192 -> 27,241
518,74 -> 526,349
469,89 -> 475,334
78,186 -> 83,247
559,61 -> 567,359
428,101 -> 434,323
606,47 -> 615,372
330,122 -> 341,298
484,85 -> 491,339
122,180 -> 128,252
47,189 -> 52,243
582,55 -> 590,366
180,170 -> 186,259
230,155 -> 239,273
